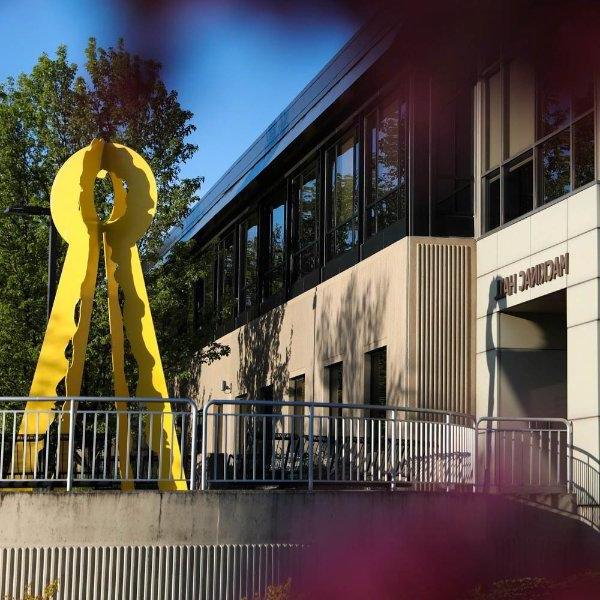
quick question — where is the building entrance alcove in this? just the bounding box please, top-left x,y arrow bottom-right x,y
483,290 -> 569,494
497,290 -> 567,420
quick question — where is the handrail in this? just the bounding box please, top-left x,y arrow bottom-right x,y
476,416 -> 573,495
0,396 -> 195,405
0,395 -> 595,528
201,400 -> 476,491
0,396 -> 196,491
204,399 -> 476,422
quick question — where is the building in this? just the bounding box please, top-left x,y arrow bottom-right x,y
165,1 -> 600,468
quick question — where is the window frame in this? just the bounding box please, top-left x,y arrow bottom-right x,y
324,127 -> 360,262
289,158 -> 321,289
237,211 -> 260,322
261,189 -> 287,307
481,60 -> 596,234
363,93 -> 408,240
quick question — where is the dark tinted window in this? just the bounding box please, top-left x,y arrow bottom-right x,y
263,195 -> 286,300
485,174 -> 501,231
365,97 -> 408,238
291,162 -> 319,281
505,155 -> 533,220
216,232 -> 235,323
239,213 -> 258,310
328,362 -> 343,404
573,113 -> 595,189
541,130 -> 571,203
326,132 -> 358,259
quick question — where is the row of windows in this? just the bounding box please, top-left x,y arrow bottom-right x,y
235,347 -> 387,408
211,348 -> 386,455
482,59 -> 596,233
195,92 -> 410,336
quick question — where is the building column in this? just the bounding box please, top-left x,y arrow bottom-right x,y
567,279 -> 600,460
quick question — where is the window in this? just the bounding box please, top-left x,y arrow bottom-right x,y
365,96 -> 407,238
327,361 -> 343,424
482,59 -> 595,232
289,375 -> 305,440
262,194 -> 286,300
290,162 -> 319,282
536,65 -> 594,204
328,362 -> 343,404
327,362 -> 343,453
367,347 -> 387,441
504,152 -> 533,222
193,245 -> 215,338
432,87 -> 473,236
485,171 -> 501,231
215,232 -> 235,324
326,131 -> 358,259
289,375 -> 305,402
368,347 -> 387,408
239,212 -> 258,311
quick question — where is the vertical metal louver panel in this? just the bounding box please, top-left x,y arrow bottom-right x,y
0,543 -> 304,600
415,243 -> 472,414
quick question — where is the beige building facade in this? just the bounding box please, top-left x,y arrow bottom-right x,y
162,3 -> 600,466
197,237 -> 474,416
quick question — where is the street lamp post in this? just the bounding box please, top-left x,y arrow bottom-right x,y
2,205 -> 59,321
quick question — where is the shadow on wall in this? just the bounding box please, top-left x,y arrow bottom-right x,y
316,273 -> 399,402
485,278 -> 500,419
237,304 -> 292,399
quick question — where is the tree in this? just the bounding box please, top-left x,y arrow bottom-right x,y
0,39 -> 228,398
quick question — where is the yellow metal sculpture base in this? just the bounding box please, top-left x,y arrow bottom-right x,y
16,139 -> 186,491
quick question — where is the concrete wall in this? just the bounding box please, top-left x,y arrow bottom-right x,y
476,183 -> 600,458
497,310 -> 567,419
1,490 -> 600,597
196,236 -> 475,415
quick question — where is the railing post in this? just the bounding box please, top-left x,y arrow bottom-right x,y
201,402 -> 209,491
473,419 -> 478,493
445,413 -> 451,491
391,409 -> 396,491
567,420 -> 573,495
66,399 -> 77,492
308,403 -> 314,492
190,402 -> 197,491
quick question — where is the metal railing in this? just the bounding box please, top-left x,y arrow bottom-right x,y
570,444 -> 600,530
200,400 -> 476,491
476,417 -> 573,494
0,397 -> 198,491
0,396 -> 595,515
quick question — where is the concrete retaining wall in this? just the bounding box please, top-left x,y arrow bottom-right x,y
1,490 -> 599,597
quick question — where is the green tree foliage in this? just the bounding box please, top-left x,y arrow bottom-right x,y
0,39 -> 228,398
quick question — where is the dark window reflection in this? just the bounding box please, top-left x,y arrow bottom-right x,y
369,347 -> 386,419
328,362 -> 343,404
291,162 -> 319,282
573,74 -> 594,118
194,245 -> 215,338
486,175 -> 501,231
541,130 -> 571,203
239,213 -> 258,309
539,77 -> 570,138
505,156 -> 533,221
326,132 -> 358,259
574,113 -> 595,189
216,232 -> 235,323
263,199 -> 285,299
433,88 -> 473,236
365,97 -> 407,238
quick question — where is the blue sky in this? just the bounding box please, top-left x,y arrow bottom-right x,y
0,0 -> 356,195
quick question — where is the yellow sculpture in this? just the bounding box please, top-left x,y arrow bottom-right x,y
16,139 -> 186,491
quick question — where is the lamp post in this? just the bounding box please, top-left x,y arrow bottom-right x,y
2,205 -> 58,321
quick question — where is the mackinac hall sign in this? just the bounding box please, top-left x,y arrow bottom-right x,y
496,253 -> 569,300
